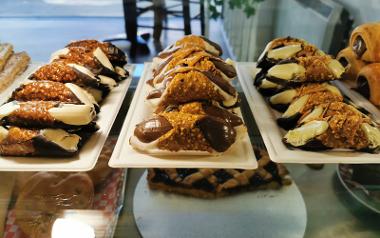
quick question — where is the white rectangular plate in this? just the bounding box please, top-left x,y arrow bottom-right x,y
0,64 -> 135,171
109,63 -> 257,169
237,62 -> 380,164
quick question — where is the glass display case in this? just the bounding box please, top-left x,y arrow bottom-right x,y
0,0 -> 379,237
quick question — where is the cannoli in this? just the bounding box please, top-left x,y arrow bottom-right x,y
147,67 -> 239,112
275,83 -> 343,130
0,43 -> 13,71
51,46 -> 127,81
356,63 -> 380,106
256,37 -> 323,71
147,149 -> 291,198
66,39 -> 127,67
0,101 -> 97,131
349,22 -> 380,62
254,70 -> 284,96
130,102 -> 245,154
0,52 -> 30,93
158,35 -> 223,58
0,126 -> 86,156
11,80 -> 99,112
283,102 -> 380,153
30,62 -> 116,102
265,55 -> 345,86
151,49 -> 236,87
269,83 -> 342,112
337,47 -> 366,81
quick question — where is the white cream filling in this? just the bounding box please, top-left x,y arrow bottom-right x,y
324,83 -> 342,96
115,66 -> 127,77
50,48 -> 70,62
48,104 -> 96,126
65,83 -> 98,108
93,47 -> 114,71
68,63 -> 97,79
41,129 -> 81,152
259,78 -> 281,89
284,120 -> 329,146
98,75 -> 117,88
84,87 -> 103,103
282,95 -> 309,118
0,102 -> 20,120
299,106 -> 324,124
267,44 -> 302,60
270,89 -> 297,105
328,59 -> 345,78
267,63 -> 306,81
0,126 -> 9,143
361,123 -> 380,149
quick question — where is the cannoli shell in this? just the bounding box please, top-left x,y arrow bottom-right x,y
357,63 -> 380,106
349,22 -> 380,62
337,47 -> 366,81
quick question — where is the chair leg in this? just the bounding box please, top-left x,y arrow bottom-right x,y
153,0 -> 166,42
123,0 -> 138,56
200,0 -> 205,35
183,0 -> 191,35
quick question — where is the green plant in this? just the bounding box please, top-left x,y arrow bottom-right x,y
207,0 -> 266,18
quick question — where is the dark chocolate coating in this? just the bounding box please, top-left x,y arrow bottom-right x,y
277,113 -> 301,130
196,116 -> 236,152
353,36 -> 367,58
202,71 -> 236,96
209,59 -> 237,78
201,104 -> 243,127
356,76 -> 370,99
338,57 -> 349,68
200,36 -> 223,56
283,137 -> 331,151
134,116 -> 173,143
268,102 -> 289,113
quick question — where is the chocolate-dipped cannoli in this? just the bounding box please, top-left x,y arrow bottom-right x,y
11,81 -> 99,112
151,49 -> 236,88
0,101 -> 97,131
66,39 -> 127,67
275,84 -> 343,130
254,71 -> 284,96
337,47 -> 367,81
257,37 -> 323,71
146,67 -> 239,112
0,126 -> 86,156
356,63 -> 380,106
158,35 -> 223,58
265,55 -> 345,86
283,102 -> 380,153
130,102 -> 245,154
51,46 -> 127,81
30,62 -> 116,102
269,83 -> 342,112
349,22 -> 380,62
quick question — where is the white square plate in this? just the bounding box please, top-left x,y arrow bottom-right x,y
237,62 -> 380,164
0,64 -> 135,171
109,63 -> 257,169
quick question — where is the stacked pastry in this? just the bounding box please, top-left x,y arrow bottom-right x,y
131,35 -> 245,154
255,37 -> 380,153
0,43 -> 30,93
338,22 -> 380,107
0,40 -> 128,157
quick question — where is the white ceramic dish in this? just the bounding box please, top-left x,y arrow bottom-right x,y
0,64 -> 134,171
109,63 -> 257,169
237,62 -> 380,164
133,171 -> 307,238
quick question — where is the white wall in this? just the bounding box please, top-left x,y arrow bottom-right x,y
334,0 -> 380,25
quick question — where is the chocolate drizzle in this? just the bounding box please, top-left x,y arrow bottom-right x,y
353,36 -> 367,57
134,115 -> 173,143
209,58 -> 237,78
196,116 -> 236,152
